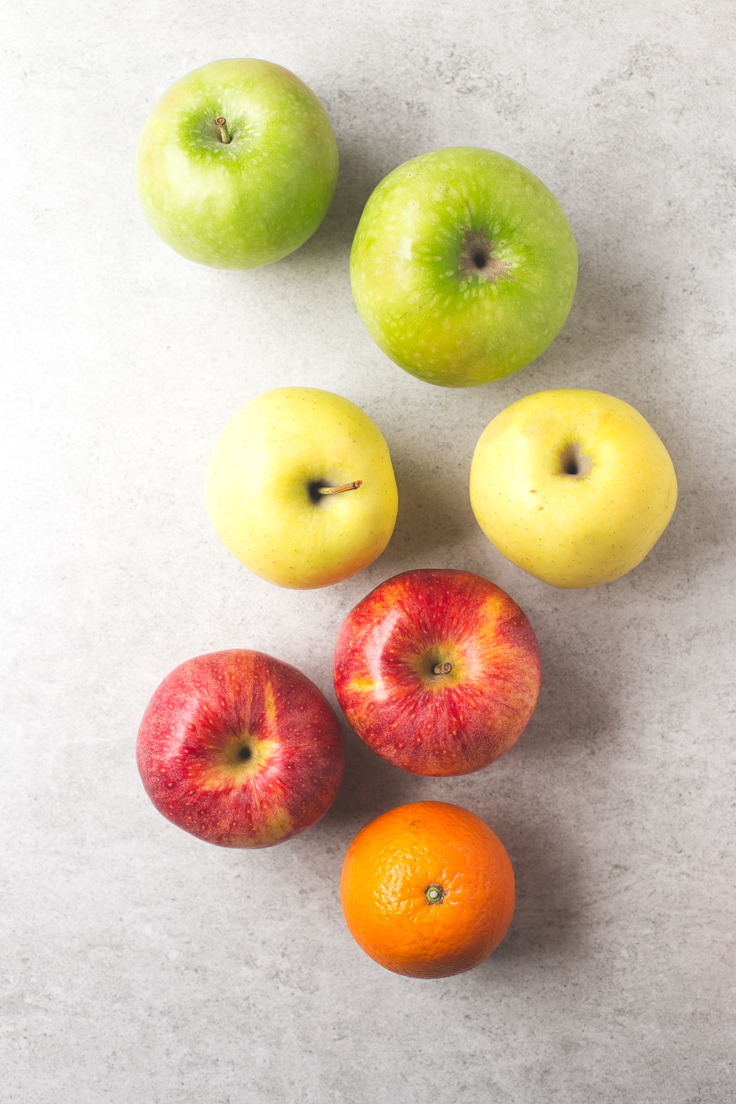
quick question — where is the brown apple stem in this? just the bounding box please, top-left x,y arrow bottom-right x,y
433,662 -> 452,675
214,117 -> 232,144
317,481 -> 363,495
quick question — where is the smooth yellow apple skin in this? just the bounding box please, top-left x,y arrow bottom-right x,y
206,388 -> 399,589
469,390 -> 677,588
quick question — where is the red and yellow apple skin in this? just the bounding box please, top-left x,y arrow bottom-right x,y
333,569 -> 541,777
137,650 -> 344,848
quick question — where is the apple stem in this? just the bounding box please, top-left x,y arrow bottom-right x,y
214,117 -> 232,144
317,481 -> 363,495
432,662 -> 452,675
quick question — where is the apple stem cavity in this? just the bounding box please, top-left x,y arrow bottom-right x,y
317,481 -> 363,496
432,661 -> 452,675
214,116 -> 232,144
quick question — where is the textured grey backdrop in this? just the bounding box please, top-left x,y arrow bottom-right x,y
2,2 -> 734,1102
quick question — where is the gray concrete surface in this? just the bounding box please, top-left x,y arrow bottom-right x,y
2,1 -> 734,1101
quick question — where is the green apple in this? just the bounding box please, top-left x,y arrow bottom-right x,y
135,59 -> 339,269
205,388 -> 399,589
469,389 -> 677,588
350,147 -> 577,387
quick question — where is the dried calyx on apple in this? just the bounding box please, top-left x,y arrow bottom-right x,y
557,441 -> 594,478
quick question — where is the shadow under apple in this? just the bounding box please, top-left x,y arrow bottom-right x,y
501,236 -> 659,403
321,722 -> 422,831
522,650 -> 621,760
372,448 -> 481,574
626,467 -> 731,600
271,141 -> 390,275
471,635 -> 617,967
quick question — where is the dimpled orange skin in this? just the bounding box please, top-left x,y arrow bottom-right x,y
340,801 -> 515,979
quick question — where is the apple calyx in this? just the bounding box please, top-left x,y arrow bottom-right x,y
558,442 -> 593,479
459,228 -> 513,284
432,661 -> 453,675
316,480 -> 363,496
218,733 -> 266,780
425,885 -> 444,905
214,116 -> 232,144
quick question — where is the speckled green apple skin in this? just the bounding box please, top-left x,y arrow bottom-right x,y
350,147 -> 578,387
135,59 -> 339,269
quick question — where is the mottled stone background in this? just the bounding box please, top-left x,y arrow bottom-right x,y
2,2 -> 734,1101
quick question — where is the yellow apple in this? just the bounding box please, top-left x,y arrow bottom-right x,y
205,388 -> 398,588
469,389 -> 677,588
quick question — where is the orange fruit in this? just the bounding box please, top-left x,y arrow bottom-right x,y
340,801 -> 515,978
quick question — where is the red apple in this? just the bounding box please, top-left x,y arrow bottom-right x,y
137,650 -> 345,847
333,569 -> 541,776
